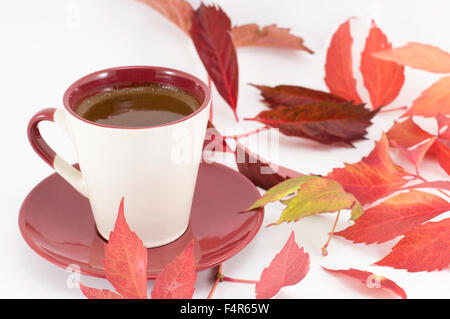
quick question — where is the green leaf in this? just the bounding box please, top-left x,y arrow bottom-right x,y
271,178 -> 361,225
247,176 -> 318,211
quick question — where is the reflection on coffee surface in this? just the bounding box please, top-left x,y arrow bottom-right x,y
75,83 -> 200,127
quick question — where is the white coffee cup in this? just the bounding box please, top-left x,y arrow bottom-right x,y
28,66 -> 211,247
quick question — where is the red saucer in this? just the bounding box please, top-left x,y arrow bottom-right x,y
19,163 -> 264,279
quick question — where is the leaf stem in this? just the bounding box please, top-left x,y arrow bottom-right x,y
378,106 -> 408,113
222,276 -> 259,284
222,127 -> 269,140
207,264 -> 223,299
321,210 -> 341,256
208,76 -> 214,124
407,174 -> 450,198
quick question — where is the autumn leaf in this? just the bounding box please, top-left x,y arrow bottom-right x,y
391,138 -> 436,172
151,241 -> 197,299
336,190 -> 450,244
79,283 -> 123,299
373,42 -> 450,73
375,218 -> 450,272
327,133 -> 408,204
103,198 -> 148,299
247,175 -> 318,211
360,20 -> 405,109
138,0 -> 193,34
250,84 -> 346,108
270,177 -> 362,226
430,139 -> 450,175
327,162 -> 407,205
362,132 -> 408,175
387,117 -> 434,148
231,24 -> 313,53
255,232 -> 310,299
325,19 -> 362,103
246,102 -> 376,145
403,76 -> 450,117
190,4 -> 239,120
235,141 -> 305,190
322,267 -> 407,299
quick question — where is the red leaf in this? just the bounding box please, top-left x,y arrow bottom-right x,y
251,84 -> 346,108
231,24 -> 313,53
151,241 -> 197,299
235,141 -> 304,190
325,19 -> 362,103
373,42 -> 450,74
255,232 -> 310,299
327,162 -> 407,205
361,21 -> 405,109
391,138 -> 436,172
327,134 -> 408,204
79,283 -> 123,299
322,267 -> 407,299
387,117 -> 434,148
103,198 -> 148,299
139,0 -> 193,34
190,4 -> 239,120
246,102 -> 376,145
362,132 -> 408,175
431,139 -> 450,175
403,76 -> 450,118
336,190 -> 450,244
437,114 -> 450,132
375,218 -> 450,272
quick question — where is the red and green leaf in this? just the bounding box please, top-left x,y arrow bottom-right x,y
255,232 -> 310,299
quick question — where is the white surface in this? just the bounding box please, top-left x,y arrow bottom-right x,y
1,0 -> 449,298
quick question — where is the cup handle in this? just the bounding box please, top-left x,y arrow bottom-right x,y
28,108 -> 89,198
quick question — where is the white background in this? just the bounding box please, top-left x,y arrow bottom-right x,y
1,0 -> 449,298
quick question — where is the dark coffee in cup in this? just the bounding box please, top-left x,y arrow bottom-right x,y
75,83 -> 200,127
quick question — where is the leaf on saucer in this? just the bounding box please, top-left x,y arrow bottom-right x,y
255,232 -> 310,299
151,241 -> 197,299
103,198 -> 148,299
